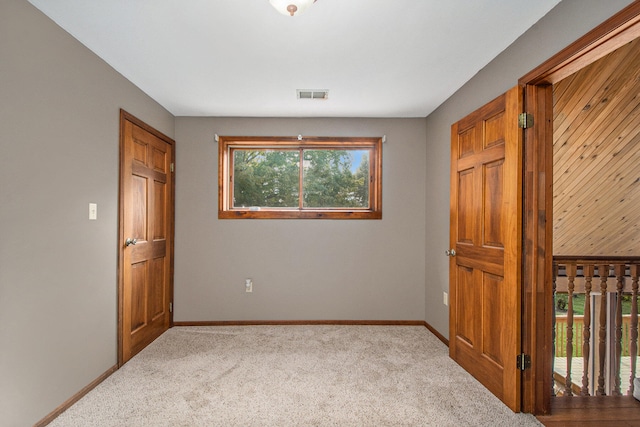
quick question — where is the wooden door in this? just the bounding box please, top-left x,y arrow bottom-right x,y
449,86 -> 523,411
119,110 -> 174,365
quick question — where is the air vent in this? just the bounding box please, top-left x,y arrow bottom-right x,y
297,89 -> 329,100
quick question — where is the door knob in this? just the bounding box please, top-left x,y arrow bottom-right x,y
445,249 -> 456,257
125,238 -> 138,247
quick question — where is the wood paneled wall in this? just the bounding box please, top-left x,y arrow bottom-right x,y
553,37 -> 640,256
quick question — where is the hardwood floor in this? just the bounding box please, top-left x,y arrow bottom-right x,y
536,396 -> 640,426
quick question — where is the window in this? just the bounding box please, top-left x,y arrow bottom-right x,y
218,136 -> 382,219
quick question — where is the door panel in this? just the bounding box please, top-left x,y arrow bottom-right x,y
119,111 -> 174,365
132,175 -> 147,239
150,257 -> 165,320
482,272 -> 504,364
483,160 -> 505,248
130,262 -> 147,333
484,110 -> 505,148
449,86 -> 523,411
456,265 -> 478,345
457,169 -> 475,244
154,181 -> 166,239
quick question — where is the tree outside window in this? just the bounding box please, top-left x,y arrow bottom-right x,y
218,136 -> 382,219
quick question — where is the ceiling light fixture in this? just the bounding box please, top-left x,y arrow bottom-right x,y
269,0 -> 316,17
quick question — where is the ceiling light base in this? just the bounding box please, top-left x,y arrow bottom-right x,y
269,0 -> 316,17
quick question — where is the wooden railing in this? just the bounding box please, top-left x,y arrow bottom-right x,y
553,256 -> 640,397
556,316 -> 636,358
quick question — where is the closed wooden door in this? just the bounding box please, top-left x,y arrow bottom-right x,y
119,111 -> 174,365
449,86 -> 523,411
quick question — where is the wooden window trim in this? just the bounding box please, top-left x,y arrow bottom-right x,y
218,136 -> 382,219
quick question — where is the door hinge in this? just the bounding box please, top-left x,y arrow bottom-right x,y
517,353 -> 531,371
169,302 -> 173,313
170,163 -> 174,173
518,113 -> 534,129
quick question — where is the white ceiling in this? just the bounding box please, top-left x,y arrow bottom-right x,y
28,0 -> 561,118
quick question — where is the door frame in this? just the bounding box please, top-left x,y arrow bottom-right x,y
117,109 -> 176,367
519,2 -> 640,414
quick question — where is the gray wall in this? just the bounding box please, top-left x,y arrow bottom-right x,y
0,1 -> 174,426
174,117 -> 426,321
423,0 -> 636,337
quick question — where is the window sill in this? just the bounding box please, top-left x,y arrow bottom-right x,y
218,210 -> 382,220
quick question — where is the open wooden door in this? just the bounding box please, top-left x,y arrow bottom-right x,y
449,86 -> 523,411
119,110 -> 174,365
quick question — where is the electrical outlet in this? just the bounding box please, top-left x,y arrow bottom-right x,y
443,291 -> 448,306
245,279 -> 253,293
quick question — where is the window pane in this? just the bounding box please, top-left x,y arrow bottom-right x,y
302,149 -> 369,208
233,149 -> 299,208
219,136 -> 381,219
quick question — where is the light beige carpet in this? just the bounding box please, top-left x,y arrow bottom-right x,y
48,325 -> 542,426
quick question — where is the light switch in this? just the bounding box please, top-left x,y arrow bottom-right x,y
89,203 -> 97,220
